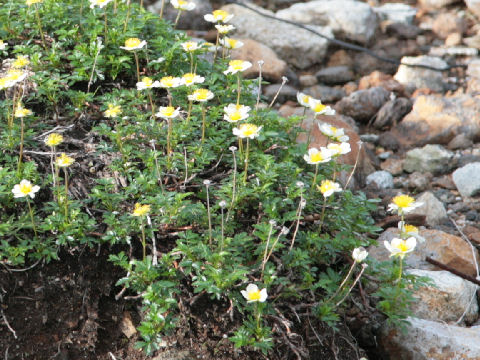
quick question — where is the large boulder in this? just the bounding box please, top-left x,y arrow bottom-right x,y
379,318 -> 480,360
408,269 -> 478,324
276,0 -> 378,45
148,0 -> 213,30
391,95 -> 480,147
403,144 -> 454,175
452,162 -> 480,198
334,86 -> 391,123
369,228 -> 480,277
222,4 -> 333,69
394,56 -> 448,93
409,192 -> 448,227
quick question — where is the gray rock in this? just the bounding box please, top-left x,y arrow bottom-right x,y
373,98 -> 413,130
406,172 -> 433,192
403,144 -> 454,175
467,59 -> 480,79
148,0 -> 213,30
335,86 -> 390,123
299,74 -> 318,87
466,0 -> 480,19
303,85 -> 345,103
380,318 -> 480,360
408,269 -> 478,324
276,0 -> 378,45
448,133 -> 473,150
263,84 -> 297,104
366,171 -> 394,189
418,0 -> 460,10
381,158 -> 404,175
222,4 -> 333,69
394,56 -> 448,93
452,162 -> 480,198
359,133 -> 379,144
315,66 -> 354,85
410,191 -> 448,227
374,3 -> 417,25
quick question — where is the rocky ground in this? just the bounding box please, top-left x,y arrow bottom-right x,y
156,0 -> 480,358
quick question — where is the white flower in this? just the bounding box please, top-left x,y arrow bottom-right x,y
309,99 -> 336,115
204,9 -> 233,23
150,57 -> 166,64
398,221 -> 426,243
297,92 -> 314,108
181,73 -> 205,86
155,106 -> 180,119
303,147 -> 333,165
181,41 -> 200,52
352,247 -> 368,262
318,179 -> 341,198
318,123 -> 349,143
120,38 -> 147,51
219,37 -> 243,49
327,142 -> 351,156
388,195 -> 422,215
89,0 -> 113,8
12,180 -> 40,199
136,77 -> 161,90
159,76 -> 182,88
232,123 -> 262,139
188,88 -> 214,102
0,40 -> 8,51
241,284 -> 268,303
170,0 -> 195,11
223,103 -> 251,123
224,60 -> 252,75
384,237 -> 417,258
215,24 -> 235,34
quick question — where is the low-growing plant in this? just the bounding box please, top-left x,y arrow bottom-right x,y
0,0 -> 427,356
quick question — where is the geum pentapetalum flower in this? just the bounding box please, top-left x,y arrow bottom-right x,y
327,142 -> 351,156
384,237 -> 417,258
181,41 -> 200,52
241,284 -> 267,303
309,99 -> 336,116
224,104 -> 251,123
388,194 -> 422,215
232,123 -> 261,139
155,106 -> 180,119
14,104 -> 33,118
120,38 -> 147,51
12,179 -> 40,198
318,123 -> 349,143
224,60 -> 252,75
44,133 -> 63,147
398,221 -> 425,243
188,88 -> 214,102
132,203 -> 151,217
204,9 -> 234,23
26,0 -> 42,6
56,153 -> 75,167
303,147 -> 333,165
160,76 -> 182,89
352,247 -> 368,262
0,70 -> 27,90
318,179 -> 342,198
0,40 -> 8,51
297,92 -> 314,108
136,77 -> 161,91
181,73 -> 205,86
219,37 -> 243,49
170,0 -> 196,11
89,0 -> 113,8
215,24 -> 235,34
104,104 -> 122,118
12,55 -> 30,69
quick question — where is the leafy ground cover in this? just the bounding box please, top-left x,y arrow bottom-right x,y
0,0 -> 425,358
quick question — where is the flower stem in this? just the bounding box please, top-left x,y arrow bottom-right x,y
205,184 -> 212,245
190,52 -> 194,73
220,207 -> 225,251
311,163 -> 319,195
167,117 -> 172,156
335,263 -> 367,307
201,105 -> 206,144
133,51 -> 140,83
148,90 -> 155,117
64,168 -> 69,223
226,149 -> 237,222
17,117 -> 25,176
26,198 -> 38,238
50,148 -> 57,201
326,261 -> 357,303
318,196 -> 327,231
140,220 -> 146,260
123,0 -> 131,32
236,74 -> 241,106
174,10 -> 182,28
34,4 -> 47,50
213,32 -> 220,63
261,222 -> 274,279
159,0 -> 165,18
186,100 -> 192,123
104,11 -> 108,45
243,138 -> 250,184
289,193 -> 304,252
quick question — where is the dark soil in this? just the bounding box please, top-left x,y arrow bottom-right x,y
0,248 -> 368,359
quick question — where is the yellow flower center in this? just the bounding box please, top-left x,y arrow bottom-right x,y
7,70 -> 24,81
177,0 -> 187,5
19,182 -> 33,195
133,203 -> 151,217
57,153 -> 74,167
302,95 -> 311,104
26,0 -> 42,5
227,39 -> 237,48
213,9 -> 228,20
247,290 -> 261,301
392,195 -> 415,209
313,103 -> 326,113
161,76 -> 175,87
142,77 -> 153,87
15,107 -> 32,117
46,133 -> 63,147
320,180 -> 333,194
13,56 -> 29,68
240,124 -> 258,137
230,112 -> 242,121
310,152 -> 325,163
404,224 -> 418,233
162,107 -> 175,117
105,104 -> 121,117
183,73 -> 195,83
194,89 -> 210,100
397,241 -> 410,253
125,38 -> 141,48
230,60 -> 245,70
